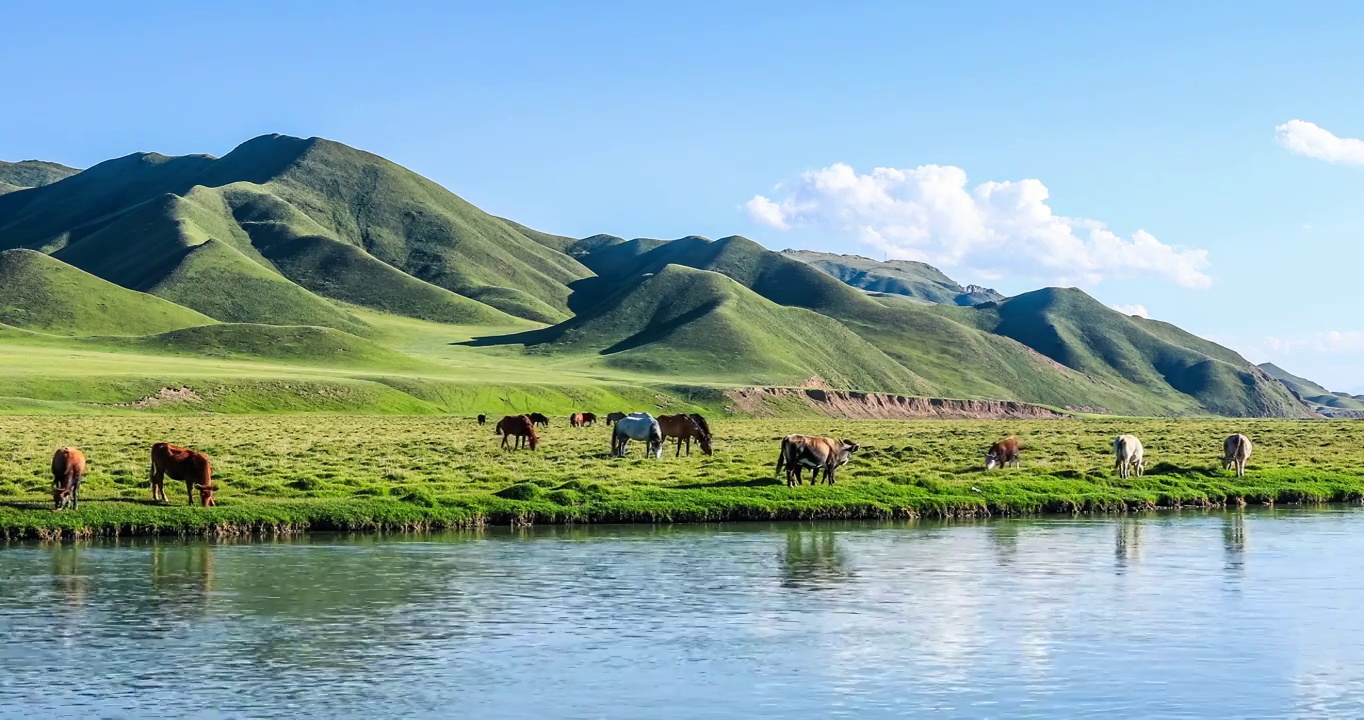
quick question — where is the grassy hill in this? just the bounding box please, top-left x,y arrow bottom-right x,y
0,159 -> 79,189
0,249 -> 214,336
782,249 -> 1003,305
103,324 -> 430,370
1260,362 -> 1364,414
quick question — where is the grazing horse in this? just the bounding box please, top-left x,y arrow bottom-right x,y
150,443 -> 216,506
477,414 -> 487,426
570,412 -> 598,428
496,415 -> 539,450
1113,434 -> 1145,479
775,435 -> 860,486
657,414 -> 712,456
1223,433 -> 1252,477
528,412 -> 550,428
605,412 -> 627,426
51,446 -> 86,510
985,436 -> 1021,470
612,413 -> 663,458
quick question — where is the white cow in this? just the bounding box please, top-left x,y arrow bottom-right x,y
1113,434 -> 1145,479
1223,434 -> 1252,477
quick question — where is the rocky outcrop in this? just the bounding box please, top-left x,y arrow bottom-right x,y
724,386 -> 1071,420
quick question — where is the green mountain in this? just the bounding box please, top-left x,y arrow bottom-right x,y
782,249 -> 1003,305
1259,362 -> 1364,416
0,135 -> 1314,418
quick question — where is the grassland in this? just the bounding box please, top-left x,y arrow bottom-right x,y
2,416 -> 1362,539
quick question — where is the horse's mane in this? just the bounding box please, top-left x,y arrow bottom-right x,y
688,413 -> 711,439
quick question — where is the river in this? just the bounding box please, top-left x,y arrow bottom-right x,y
3,510 -> 1363,718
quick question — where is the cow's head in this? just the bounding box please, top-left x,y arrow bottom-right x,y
838,439 -> 860,463
195,483 -> 217,507
53,485 -> 73,510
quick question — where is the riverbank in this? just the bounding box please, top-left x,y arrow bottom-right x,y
2,416 -> 1363,539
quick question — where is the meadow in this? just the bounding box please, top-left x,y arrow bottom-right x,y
3,415 -> 1363,539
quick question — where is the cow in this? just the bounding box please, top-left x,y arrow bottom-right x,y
150,443 -> 216,506
775,435 -> 860,487
1223,433 -> 1252,477
495,415 -> 539,450
528,412 -> 550,428
1113,434 -> 1145,479
605,412 -> 627,426
477,414 -> 487,426
570,412 -> 598,428
985,436 -> 1021,470
51,446 -> 86,510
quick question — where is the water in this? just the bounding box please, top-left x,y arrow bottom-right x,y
3,511 -> 1364,719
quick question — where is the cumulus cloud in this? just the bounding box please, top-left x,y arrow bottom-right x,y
1112,304 -> 1150,318
1275,120 -> 1364,166
745,163 -> 1212,288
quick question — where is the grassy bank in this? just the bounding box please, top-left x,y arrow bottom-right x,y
2,416 -> 1362,539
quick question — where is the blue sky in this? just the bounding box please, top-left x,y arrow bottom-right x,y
3,1 -> 1362,389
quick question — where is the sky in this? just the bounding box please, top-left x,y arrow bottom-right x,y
2,0 -> 1362,390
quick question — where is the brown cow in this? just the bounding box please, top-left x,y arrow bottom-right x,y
495,415 -> 539,450
605,412 -> 627,426
985,436 -> 1021,470
775,435 -> 860,487
658,414 -> 712,456
150,443 -> 216,506
51,446 -> 86,510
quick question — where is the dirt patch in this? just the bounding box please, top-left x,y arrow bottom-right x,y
724,386 -> 1071,420
117,386 -> 204,408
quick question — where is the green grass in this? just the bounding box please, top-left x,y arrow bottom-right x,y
0,249 -> 215,335
1,416 -> 1361,539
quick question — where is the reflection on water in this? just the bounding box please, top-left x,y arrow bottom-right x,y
3,511 -> 1364,718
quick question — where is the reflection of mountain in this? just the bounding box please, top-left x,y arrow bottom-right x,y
780,530 -> 854,590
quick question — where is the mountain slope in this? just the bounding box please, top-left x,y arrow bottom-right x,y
782,249 -> 1003,305
0,160 -> 80,189
475,264 -> 932,391
0,249 -> 214,336
1260,362 -> 1364,414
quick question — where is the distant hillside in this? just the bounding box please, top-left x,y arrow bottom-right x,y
0,160 -> 80,190
0,249 -> 214,336
1260,362 -> 1364,416
782,249 -> 1003,306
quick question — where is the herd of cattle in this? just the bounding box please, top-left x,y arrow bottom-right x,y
37,412 -> 1258,510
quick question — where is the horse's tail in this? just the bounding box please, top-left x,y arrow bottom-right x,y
774,438 -> 788,477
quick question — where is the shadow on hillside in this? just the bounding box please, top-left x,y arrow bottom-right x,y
674,477 -> 783,489
599,301 -> 721,355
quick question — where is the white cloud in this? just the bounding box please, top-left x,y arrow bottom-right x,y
1275,119 -> 1364,166
745,163 -> 1212,288
1112,303 -> 1150,318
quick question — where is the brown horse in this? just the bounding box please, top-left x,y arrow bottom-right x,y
496,415 -> 539,450
605,412 -> 627,426
658,414 -> 712,456
150,443 -> 216,506
528,412 -> 550,428
51,446 -> 86,510
570,412 -> 598,428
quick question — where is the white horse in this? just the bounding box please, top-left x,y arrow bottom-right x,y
612,412 -> 663,459
1223,434 -> 1252,477
1113,434 -> 1145,479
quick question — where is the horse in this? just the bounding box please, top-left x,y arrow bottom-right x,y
775,435 -> 860,486
496,415 -> 539,450
528,412 -> 550,428
1223,434 -> 1252,477
985,437 -> 1021,470
150,443 -> 216,506
605,412 -> 627,426
570,412 -> 598,428
477,414 -> 487,426
51,446 -> 86,510
657,414 -> 712,456
1113,434 -> 1145,479
612,413 -> 663,459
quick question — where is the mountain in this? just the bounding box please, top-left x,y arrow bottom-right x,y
782,249 -> 1003,305
1260,362 -> 1364,416
0,134 -> 1315,417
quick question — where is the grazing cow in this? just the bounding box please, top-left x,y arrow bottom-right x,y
775,435 -> 860,487
1223,433 -> 1252,477
477,414 -> 487,426
51,446 -> 86,510
612,413 -> 663,458
150,443 -> 216,506
496,415 -> 539,450
658,414 -> 713,457
570,412 -> 598,428
1113,434 -> 1145,479
605,412 -> 627,426
985,436 -> 1021,470
528,412 -> 550,428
